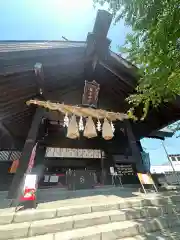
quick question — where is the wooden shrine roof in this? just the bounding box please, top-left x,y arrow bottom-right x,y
0,10 -> 180,150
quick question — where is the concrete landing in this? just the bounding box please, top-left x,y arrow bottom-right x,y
0,186 -> 139,210
0,186 -> 179,210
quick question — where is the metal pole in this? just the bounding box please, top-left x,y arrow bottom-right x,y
162,141 -> 180,185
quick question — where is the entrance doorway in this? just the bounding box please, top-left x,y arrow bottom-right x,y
39,157 -> 102,189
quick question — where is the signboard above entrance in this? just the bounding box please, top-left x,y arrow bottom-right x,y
46,148 -> 103,159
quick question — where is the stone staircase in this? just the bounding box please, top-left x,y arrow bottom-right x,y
1,189 -> 180,239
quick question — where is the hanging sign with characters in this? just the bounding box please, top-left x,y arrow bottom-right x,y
116,164 -> 134,176
82,80 -> 100,108
46,148 -> 102,159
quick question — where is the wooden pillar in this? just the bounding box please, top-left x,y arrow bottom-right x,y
101,151 -> 105,185
124,120 -> 144,173
102,148 -> 114,185
31,145 -> 46,185
8,108 -> 44,199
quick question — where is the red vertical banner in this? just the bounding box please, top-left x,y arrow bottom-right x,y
20,143 -> 38,203
26,143 -> 37,174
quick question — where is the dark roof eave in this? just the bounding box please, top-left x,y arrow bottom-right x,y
148,130 -> 174,139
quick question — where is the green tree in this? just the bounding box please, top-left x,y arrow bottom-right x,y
94,0 -> 180,119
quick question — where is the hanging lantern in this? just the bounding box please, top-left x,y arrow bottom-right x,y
96,119 -> 101,132
67,115 -> 79,139
83,116 -> 97,138
79,116 -> 84,131
102,118 -> 114,140
63,113 -> 69,127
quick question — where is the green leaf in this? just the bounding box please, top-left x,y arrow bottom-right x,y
94,0 -> 180,120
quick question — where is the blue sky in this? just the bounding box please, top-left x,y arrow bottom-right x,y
0,0 -> 180,165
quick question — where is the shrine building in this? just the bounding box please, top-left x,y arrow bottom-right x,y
0,10 -> 180,199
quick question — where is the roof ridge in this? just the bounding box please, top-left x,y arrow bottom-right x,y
0,40 -> 86,44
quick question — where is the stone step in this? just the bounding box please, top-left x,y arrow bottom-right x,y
13,217 -> 180,240
36,187 -> 180,203
120,226 -> 180,239
37,193 -> 180,210
1,208 -> 180,240
0,192 -> 179,240
1,196 -> 180,225
35,186 -> 140,202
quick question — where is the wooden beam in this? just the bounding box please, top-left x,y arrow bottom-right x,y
93,10 -> 112,38
84,10 -> 113,80
0,122 -> 14,147
0,122 -> 12,137
99,60 -> 134,89
62,36 -> 69,41
7,107 -> 44,199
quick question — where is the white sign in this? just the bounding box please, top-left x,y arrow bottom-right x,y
110,167 -> 115,175
44,175 -> 49,183
50,175 -> 59,183
23,174 -> 37,191
46,148 -> 103,159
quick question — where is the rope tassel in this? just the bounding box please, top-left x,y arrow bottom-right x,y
102,118 -> 114,140
83,116 -> 97,138
67,115 -> 79,139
